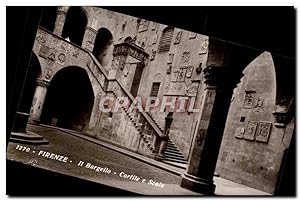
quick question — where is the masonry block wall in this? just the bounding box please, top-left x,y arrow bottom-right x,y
215,52 -> 294,193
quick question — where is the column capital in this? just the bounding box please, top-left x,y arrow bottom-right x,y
272,111 -> 289,128
203,64 -> 243,90
36,79 -> 50,88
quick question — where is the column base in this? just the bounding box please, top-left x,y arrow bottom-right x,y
180,173 -> 216,195
12,112 -> 30,133
10,131 -> 49,145
10,112 -> 48,145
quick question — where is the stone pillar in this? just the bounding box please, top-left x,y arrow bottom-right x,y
82,27 -> 98,51
29,79 -> 50,123
155,112 -> 173,160
53,7 -> 68,36
180,65 -> 241,195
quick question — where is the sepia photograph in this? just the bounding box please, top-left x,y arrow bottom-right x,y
6,5 -> 295,196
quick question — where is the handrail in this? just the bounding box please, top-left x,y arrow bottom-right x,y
38,27 -> 164,139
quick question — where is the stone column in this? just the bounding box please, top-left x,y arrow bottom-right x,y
82,27 -> 98,51
29,79 -> 50,123
53,7 -> 68,36
180,65 -> 241,195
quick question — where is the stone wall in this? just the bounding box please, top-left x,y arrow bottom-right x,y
215,52 -> 294,193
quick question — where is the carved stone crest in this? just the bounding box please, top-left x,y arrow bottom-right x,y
45,68 -> 53,80
152,34 -> 158,44
167,53 -> 174,64
150,49 -> 156,60
39,45 -> 50,58
234,127 -> 245,139
35,30 -> 47,44
243,121 -> 257,141
186,66 -> 194,78
57,53 -> 66,65
255,122 -> 272,143
253,97 -> 265,112
138,19 -> 150,32
189,32 -> 197,39
243,91 -> 256,108
199,39 -> 209,55
174,31 -> 182,44
181,52 -> 190,64
151,22 -> 157,30
177,68 -> 187,82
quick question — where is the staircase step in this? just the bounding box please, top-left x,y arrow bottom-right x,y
164,154 -> 185,160
162,157 -> 188,164
165,146 -> 180,152
162,160 -> 187,169
164,152 -> 185,158
165,149 -> 182,155
166,143 -> 177,148
9,137 -> 49,145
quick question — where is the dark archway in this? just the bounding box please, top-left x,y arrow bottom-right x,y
41,67 -> 94,131
39,7 -> 57,32
92,28 -> 113,66
18,52 -> 41,114
61,7 -> 87,46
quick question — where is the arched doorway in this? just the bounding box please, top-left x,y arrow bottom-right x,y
41,66 -> 94,132
39,7 -> 57,32
18,52 -> 42,114
61,7 -> 87,46
92,28 -> 113,66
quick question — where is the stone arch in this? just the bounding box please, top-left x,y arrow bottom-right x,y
92,27 -> 114,67
61,6 -> 88,46
40,66 -> 95,132
18,51 -> 42,113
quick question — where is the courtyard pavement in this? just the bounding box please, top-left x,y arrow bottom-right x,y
6,124 -> 271,196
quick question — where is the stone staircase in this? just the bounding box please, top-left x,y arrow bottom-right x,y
162,139 -> 188,167
147,113 -> 164,133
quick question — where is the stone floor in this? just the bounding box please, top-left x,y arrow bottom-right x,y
6,124 -> 271,196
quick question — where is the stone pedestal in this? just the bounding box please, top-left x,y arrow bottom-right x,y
180,65 -> 240,195
12,112 -> 30,133
29,79 -> 50,123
